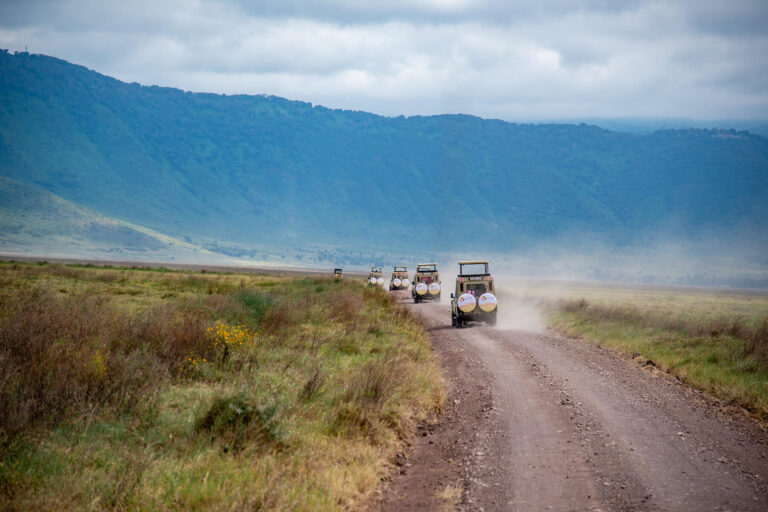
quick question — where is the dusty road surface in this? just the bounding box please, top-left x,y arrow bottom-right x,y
379,291 -> 768,512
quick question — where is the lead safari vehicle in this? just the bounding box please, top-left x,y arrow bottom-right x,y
368,267 -> 384,286
412,263 -> 441,303
332,268 -> 343,279
450,261 -> 498,327
389,265 -> 410,290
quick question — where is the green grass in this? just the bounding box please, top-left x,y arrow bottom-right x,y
0,262 -> 444,510
514,281 -> 768,419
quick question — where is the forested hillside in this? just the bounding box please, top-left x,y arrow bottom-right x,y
1,50 -> 767,266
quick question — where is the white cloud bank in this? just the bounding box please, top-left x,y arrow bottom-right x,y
1,0 -> 767,120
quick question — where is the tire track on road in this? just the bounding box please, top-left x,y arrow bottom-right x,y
380,294 -> 768,511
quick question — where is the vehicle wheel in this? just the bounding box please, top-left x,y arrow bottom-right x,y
451,313 -> 456,327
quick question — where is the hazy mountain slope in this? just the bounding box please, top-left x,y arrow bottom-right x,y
0,176 -> 218,261
1,50 -> 767,256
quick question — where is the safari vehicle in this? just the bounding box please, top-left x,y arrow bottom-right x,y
368,267 -> 384,286
389,265 -> 410,290
332,268 -> 343,279
450,261 -> 497,327
411,263 -> 441,303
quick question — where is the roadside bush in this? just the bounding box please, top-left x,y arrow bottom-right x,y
562,298 -> 589,313
746,318 -> 768,368
329,289 -> 363,323
195,392 -> 285,452
333,355 -> 414,442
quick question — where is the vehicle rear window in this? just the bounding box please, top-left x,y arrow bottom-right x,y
460,263 -> 488,275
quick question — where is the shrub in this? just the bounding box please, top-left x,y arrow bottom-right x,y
300,368 -> 323,401
233,291 -> 274,323
746,319 -> 768,368
0,285 -> 210,439
562,298 -> 589,313
195,392 -> 284,452
261,297 -> 306,333
329,289 -> 363,328
333,356 -> 411,441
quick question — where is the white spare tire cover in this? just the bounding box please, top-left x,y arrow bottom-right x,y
377,277 -> 384,285
457,293 -> 476,313
478,293 -> 498,312
402,279 -> 410,287
393,278 -> 402,287
428,282 -> 441,295
415,282 -> 428,295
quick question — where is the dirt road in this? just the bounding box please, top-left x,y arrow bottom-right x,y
380,292 -> 768,511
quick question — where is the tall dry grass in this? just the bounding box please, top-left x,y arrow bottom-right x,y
746,319 -> 768,368
0,284 -> 214,439
560,298 -> 768,368
0,263 -> 444,511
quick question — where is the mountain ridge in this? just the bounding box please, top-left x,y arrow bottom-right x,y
1,50 -> 767,280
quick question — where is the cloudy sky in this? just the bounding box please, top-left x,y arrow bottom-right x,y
1,0 -> 767,121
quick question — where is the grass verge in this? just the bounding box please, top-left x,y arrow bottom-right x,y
0,262 -> 444,510
537,284 -> 768,419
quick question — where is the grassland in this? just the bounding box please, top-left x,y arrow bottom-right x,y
0,262 -> 444,511
512,281 -> 768,419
